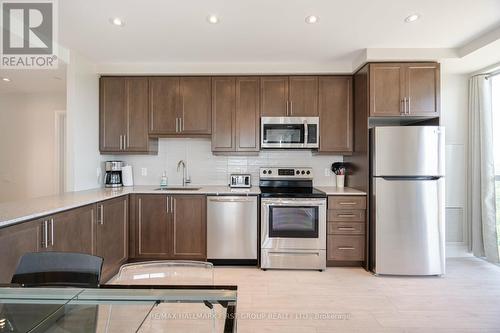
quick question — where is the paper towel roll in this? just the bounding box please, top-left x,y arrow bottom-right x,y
122,165 -> 134,187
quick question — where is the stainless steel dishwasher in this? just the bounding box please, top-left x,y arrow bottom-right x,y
207,195 -> 258,263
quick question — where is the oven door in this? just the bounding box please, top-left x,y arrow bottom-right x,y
261,198 -> 326,250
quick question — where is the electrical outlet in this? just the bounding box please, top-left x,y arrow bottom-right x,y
96,168 -> 101,178
324,168 -> 331,177
141,168 -> 148,176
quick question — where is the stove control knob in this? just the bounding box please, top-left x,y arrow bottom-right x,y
263,170 -> 267,174
296,170 -> 300,175
306,170 -> 310,175
301,170 -> 305,175
268,170 -> 273,174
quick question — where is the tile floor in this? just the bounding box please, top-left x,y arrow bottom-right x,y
209,257 -> 500,333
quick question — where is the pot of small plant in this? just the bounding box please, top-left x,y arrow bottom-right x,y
331,162 -> 347,188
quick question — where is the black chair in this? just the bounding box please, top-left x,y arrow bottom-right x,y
11,252 -> 103,288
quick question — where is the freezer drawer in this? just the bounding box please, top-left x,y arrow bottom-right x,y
373,126 -> 444,177
373,177 -> 445,275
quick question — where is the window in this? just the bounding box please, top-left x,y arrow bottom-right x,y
492,74 -> 500,252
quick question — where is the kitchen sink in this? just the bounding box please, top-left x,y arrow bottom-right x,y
154,187 -> 201,191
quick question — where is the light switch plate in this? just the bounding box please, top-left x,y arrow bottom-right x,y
141,168 -> 147,176
324,168 -> 331,177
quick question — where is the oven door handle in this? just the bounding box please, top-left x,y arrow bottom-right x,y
262,200 -> 325,206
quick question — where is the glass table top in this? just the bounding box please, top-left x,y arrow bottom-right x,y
0,285 -> 237,333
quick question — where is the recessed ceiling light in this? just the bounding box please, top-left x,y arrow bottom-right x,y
2,77 -> 11,82
110,17 -> 124,26
305,15 -> 319,24
207,15 -> 219,24
404,14 -> 420,23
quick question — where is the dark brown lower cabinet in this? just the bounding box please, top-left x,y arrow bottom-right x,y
132,194 -> 206,261
326,195 -> 367,266
0,220 -> 41,283
171,195 -> 206,260
134,194 -> 171,259
96,196 -> 128,282
43,205 -> 95,255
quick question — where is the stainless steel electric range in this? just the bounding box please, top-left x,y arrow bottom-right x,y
259,167 -> 327,271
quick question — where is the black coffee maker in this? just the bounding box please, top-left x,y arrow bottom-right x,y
104,161 -> 124,188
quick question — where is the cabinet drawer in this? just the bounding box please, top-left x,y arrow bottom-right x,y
328,235 -> 365,261
328,196 -> 366,210
328,222 -> 365,235
328,209 -> 365,222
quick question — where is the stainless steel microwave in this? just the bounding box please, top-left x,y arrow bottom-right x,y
261,117 -> 319,149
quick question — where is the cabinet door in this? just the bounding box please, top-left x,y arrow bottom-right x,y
171,195 -> 206,260
149,77 -> 180,135
180,77 -> 212,134
369,64 -> 405,116
405,63 -> 440,116
47,205 -> 95,255
96,196 -> 128,282
236,77 -> 260,152
318,76 -> 353,153
126,78 -> 154,152
0,221 -> 41,283
212,77 -> 236,152
289,76 -> 318,116
260,77 -> 289,117
135,195 -> 170,258
100,77 -> 126,152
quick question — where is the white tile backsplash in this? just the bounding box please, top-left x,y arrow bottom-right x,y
103,138 -> 342,187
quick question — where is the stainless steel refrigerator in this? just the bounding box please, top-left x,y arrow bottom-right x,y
371,126 -> 445,276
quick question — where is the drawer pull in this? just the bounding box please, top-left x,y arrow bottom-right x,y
339,202 -> 357,205
338,227 -> 355,231
338,214 -> 357,218
338,247 -> 355,250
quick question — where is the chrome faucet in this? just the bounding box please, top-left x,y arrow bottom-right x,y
177,160 -> 191,186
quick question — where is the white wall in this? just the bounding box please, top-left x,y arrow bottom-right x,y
0,92 -> 66,202
65,51 -> 103,191
104,139 -> 342,187
440,73 -> 469,256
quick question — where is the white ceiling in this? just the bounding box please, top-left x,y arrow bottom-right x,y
58,0 -> 500,71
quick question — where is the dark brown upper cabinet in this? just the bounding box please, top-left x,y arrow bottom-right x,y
149,77 -> 212,136
100,77 -> 158,154
318,76 -> 353,154
261,76 -> 318,117
369,63 -> 440,117
212,77 -> 260,153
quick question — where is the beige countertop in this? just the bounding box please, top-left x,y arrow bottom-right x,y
0,185 -> 364,228
315,186 -> 367,196
0,185 -> 260,228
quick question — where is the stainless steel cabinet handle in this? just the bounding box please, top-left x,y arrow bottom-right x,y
171,197 -> 174,214
338,227 -> 356,231
337,214 -> 357,218
50,218 -> 54,247
99,205 -> 104,225
166,196 -> 169,213
285,100 -> 289,116
42,220 -> 48,248
338,247 -> 355,250
181,117 -> 184,132
119,135 -> 122,150
407,97 -> 411,114
175,118 -> 179,133
290,101 -> 293,115
125,134 -> 129,148
339,202 -> 357,206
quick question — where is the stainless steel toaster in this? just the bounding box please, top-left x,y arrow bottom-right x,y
229,174 -> 251,188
